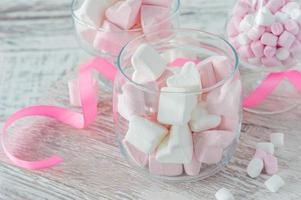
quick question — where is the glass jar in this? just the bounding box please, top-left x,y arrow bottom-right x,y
71,0 -> 180,62
113,29 -> 242,181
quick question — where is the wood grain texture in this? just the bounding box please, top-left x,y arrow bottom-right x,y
0,0 -> 301,199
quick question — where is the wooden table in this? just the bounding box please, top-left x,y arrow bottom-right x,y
0,0 -> 300,199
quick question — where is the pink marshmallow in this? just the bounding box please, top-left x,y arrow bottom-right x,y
233,1 -> 250,17
296,30 -> 301,41
247,26 -> 265,41
278,31 -> 296,48
261,56 -> 282,67
261,32 -> 278,46
184,154 -> 202,176
105,0 -> 141,30
93,20 -> 141,55
266,0 -> 286,13
196,146 -> 223,164
142,0 -> 172,7
271,22 -> 284,36
197,58 -> 217,88
250,41 -> 265,57
290,40 -> 301,56
264,154 -> 278,175
264,46 -> 277,57
238,45 -> 254,58
254,148 -> 267,160
284,20 -> 300,35
141,5 -> 172,35
122,140 -> 148,167
211,56 -> 232,81
227,20 -> 239,37
148,154 -> 183,176
232,16 -> 243,31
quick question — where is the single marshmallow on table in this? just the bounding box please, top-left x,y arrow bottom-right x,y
166,62 -> 202,91
142,0 -> 172,7
105,0 -> 141,30
255,7 -> 275,26
148,153 -> 183,176
141,5 -> 172,35
157,87 -> 197,125
189,102 -> 221,132
247,157 -> 264,178
256,142 -> 275,155
68,78 -> 98,107
184,154 -> 202,176
125,116 -> 168,154
131,43 -> 167,84
117,83 -> 145,121
75,0 -> 117,27
156,124 -> 193,164
122,140 -> 148,167
239,14 -> 255,32
215,188 -> 235,200
196,57 -> 217,88
265,175 -> 285,192
270,133 -> 284,147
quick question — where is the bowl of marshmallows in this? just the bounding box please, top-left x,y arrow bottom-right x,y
71,0 -> 180,60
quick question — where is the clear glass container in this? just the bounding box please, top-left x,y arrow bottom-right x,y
71,0 -> 180,62
113,29 -> 242,181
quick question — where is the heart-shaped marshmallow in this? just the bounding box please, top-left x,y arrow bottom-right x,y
105,0 -> 142,29
155,124 -> 193,164
166,62 -> 202,91
189,102 -> 221,132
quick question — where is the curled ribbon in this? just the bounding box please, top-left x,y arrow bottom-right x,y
1,57 -> 117,169
243,70 -> 301,108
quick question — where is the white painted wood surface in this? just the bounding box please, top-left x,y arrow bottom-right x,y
0,0 -> 301,199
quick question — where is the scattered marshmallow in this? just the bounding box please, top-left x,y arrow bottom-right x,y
247,158 -> 264,178
264,175 -> 285,192
215,188 -> 235,200
156,124 -> 193,164
131,43 -> 167,84
157,87 -> 197,125
166,62 -> 202,91
189,102 -> 221,132
264,154 -> 278,175
256,142 -> 275,155
270,133 -> 284,147
125,116 -> 168,154
105,0 -> 141,30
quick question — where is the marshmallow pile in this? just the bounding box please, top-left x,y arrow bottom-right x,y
227,0 -> 301,67
117,43 -> 242,176
75,0 -> 175,55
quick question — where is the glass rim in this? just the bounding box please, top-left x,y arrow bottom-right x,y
117,28 -> 240,94
71,0 -> 181,33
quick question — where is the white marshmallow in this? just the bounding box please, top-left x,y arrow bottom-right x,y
275,12 -> 289,23
75,0 -> 117,27
125,116 -> 168,154
270,133 -> 284,147
166,62 -> 202,91
276,48 -> 290,61
264,175 -> 285,192
156,124 -> 193,164
247,158 -> 264,178
157,87 -> 198,125
131,43 -> 167,84
68,78 -> 98,107
215,188 -> 235,200
255,7 -> 275,26
290,9 -> 301,22
189,102 -> 221,132
282,2 -> 300,15
239,14 -> 255,32
237,33 -> 250,45
256,142 -> 275,155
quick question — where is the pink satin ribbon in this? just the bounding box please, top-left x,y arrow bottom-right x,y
2,57 -> 194,170
1,57 -> 117,169
243,70 -> 301,108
